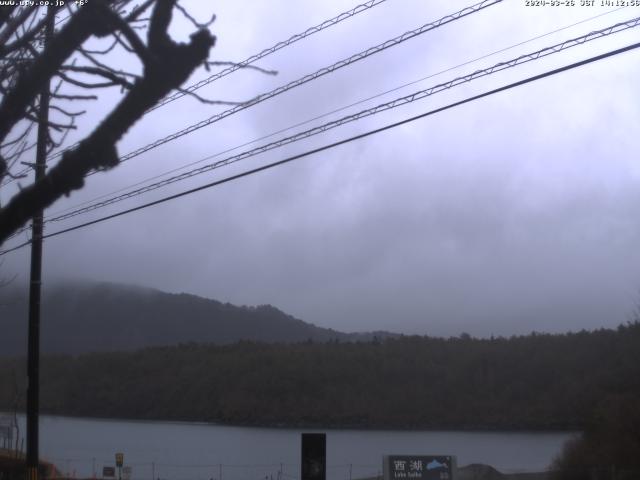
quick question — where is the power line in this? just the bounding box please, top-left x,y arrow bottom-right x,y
43,15 -> 640,225
4,11 -> 636,242
89,0 -> 504,171
151,0 -> 392,111
27,0 -> 393,172
0,0 -> 500,194
2,38 -> 637,256
45,6 -> 627,219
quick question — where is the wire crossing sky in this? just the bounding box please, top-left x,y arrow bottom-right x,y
150,0 -> 393,110
2,39 -> 639,255
40,15 -> 640,225
43,6 -> 628,220
2,0 -> 506,242
3,0 -> 506,227
29,0 -> 394,174
97,0 -> 504,171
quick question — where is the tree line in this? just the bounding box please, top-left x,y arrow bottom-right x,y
1,323 -> 639,431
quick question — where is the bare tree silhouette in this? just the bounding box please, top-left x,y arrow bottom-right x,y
0,0 -> 217,245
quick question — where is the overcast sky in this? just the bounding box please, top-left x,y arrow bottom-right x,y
2,0 -> 640,337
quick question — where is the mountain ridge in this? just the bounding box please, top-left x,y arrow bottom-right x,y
0,280 -> 396,355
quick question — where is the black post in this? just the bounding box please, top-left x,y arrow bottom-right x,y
301,433 -> 326,480
26,9 -> 53,480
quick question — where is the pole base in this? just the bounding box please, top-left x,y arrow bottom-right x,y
27,466 -> 39,480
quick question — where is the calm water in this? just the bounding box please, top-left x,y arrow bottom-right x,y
11,415 -> 574,480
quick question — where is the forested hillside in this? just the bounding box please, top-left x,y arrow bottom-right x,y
1,323 -> 639,430
0,282 -> 391,355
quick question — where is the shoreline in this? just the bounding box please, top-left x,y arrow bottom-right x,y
4,410 -> 581,434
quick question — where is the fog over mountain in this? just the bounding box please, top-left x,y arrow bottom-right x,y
0,281 -> 395,356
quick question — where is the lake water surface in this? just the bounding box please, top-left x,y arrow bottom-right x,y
13,415 -> 575,480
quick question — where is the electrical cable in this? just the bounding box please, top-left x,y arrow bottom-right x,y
2,38 -> 637,256
43,15 -> 640,225
32,0 -> 394,169
4,11 -> 636,242
85,0 -> 503,172
152,0 -> 392,110
43,5 -> 627,217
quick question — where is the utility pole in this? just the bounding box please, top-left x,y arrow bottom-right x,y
26,9 -> 54,480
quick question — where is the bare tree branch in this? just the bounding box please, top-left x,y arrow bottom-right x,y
54,70 -> 124,89
176,87 -> 244,106
58,65 -> 135,89
0,8 -> 59,57
81,37 -> 120,55
23,112 -> 74,132
114,31 -> 136,54
106,16 -> 152,65
175,2 -> 216,29
206,60 -> 277,76
79,48 -> 139,79
1,124 -> 32,148
0,7 -> 36,47
0,1 -> 115,144
49,104 -> 86,117
0,0 -> 215,243
125,0 -> 156,22
0,6 -> 18,30
51,93 -> 99,101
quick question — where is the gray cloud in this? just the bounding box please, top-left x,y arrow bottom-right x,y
2,0 -> 640,337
